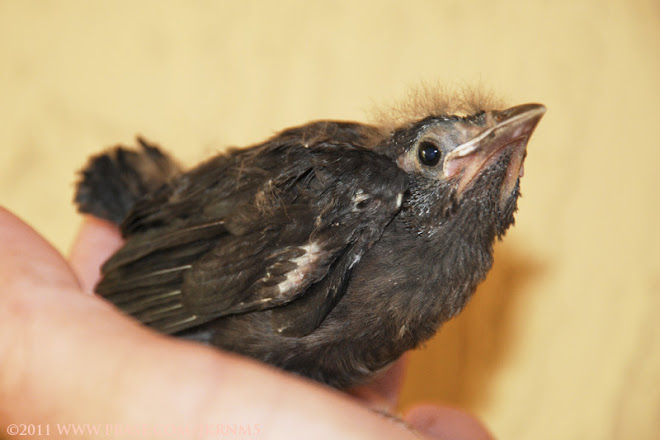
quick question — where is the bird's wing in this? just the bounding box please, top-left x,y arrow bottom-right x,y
96,127 -> 407,337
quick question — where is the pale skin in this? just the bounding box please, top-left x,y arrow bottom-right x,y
0,207 -> 492,439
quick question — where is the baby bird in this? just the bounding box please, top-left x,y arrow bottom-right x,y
75,88 -> 545,388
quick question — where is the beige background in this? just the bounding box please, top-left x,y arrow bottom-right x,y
1,1 -> 659,438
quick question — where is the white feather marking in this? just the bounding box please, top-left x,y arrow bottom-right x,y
352,189 -> 370,212
277,242 -> 322,294
137,290 -> 182,307
157,303 -> 183,313
353,189 -> 370,204
167,315 -> 199,329
145,265 -> 192,277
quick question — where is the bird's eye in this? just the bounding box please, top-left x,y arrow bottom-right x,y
417,141 -> 441,166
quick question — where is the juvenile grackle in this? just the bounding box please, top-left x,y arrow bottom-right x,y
75,89 -> 545,388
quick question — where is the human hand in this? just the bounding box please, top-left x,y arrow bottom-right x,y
0,207 -> 492,439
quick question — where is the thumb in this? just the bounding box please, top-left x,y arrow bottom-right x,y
0,207 -> 80,292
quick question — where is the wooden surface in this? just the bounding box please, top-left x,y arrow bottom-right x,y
1,1 -> 658,438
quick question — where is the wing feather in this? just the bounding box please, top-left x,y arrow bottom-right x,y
95,121 -> 408,336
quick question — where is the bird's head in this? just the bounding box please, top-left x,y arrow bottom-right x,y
382,101 -> 545,238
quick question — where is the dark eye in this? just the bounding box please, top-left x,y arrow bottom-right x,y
418,141 -> 441,166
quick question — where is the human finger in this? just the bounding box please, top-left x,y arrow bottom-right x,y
68,216 -> 124,293
405,405 -> 494,440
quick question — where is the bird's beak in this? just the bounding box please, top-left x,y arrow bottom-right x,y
443,103 -> 546,200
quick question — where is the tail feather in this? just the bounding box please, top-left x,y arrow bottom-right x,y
75,137 -> 181,225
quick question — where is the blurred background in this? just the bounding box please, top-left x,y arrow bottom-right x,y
1,1 -> 658,438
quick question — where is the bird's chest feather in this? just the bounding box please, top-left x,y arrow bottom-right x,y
319,214 -> 494,362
